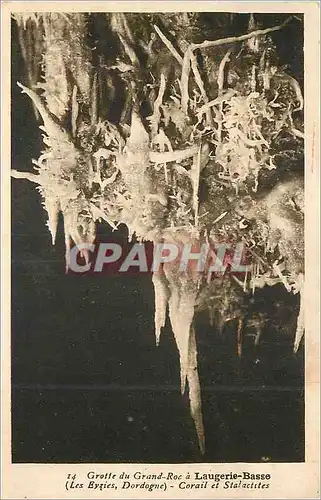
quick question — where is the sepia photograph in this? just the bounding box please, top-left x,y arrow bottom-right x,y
2,1 -> 320,497
9,9 -> 307,466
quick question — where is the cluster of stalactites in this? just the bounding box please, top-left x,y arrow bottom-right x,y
12,14 -> 305,454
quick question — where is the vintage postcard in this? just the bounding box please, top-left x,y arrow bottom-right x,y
1,1 -> 320,498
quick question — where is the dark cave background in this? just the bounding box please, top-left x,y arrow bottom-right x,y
11,12 -> 304,463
